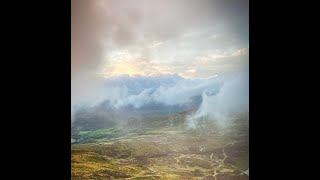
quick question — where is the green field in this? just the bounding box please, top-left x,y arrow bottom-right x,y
72,128 -> 125,144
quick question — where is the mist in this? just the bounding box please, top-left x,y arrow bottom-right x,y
72,71 -> 248,129
72,0 -> 249,127
187,72 -> 249,128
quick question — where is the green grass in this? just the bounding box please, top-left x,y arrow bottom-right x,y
78,131 -> 91,135
83,128 -> 120,137
73,128 -> 125,144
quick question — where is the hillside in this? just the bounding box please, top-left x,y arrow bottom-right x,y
71,111 -> 249,179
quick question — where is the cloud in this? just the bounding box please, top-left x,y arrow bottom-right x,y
72,0 -> 249,112
96,46 -> 249,79
72,0 -> 249,74
187,72 -> 249,128
74,74 -> 220,108
177,46 -> 249,78
208,34 -> 222,40
73,72 -> 248,129
148,41 -> 164,49
99,57 -> 174,77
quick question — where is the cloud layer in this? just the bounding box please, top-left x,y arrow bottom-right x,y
74,74 -> 220,108
72,0 -> 249,107
73,73 -> 248,127
187,72 -> 249,128
71,0 -> 249,126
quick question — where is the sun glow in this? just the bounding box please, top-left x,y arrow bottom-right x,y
99,61 -> 144,77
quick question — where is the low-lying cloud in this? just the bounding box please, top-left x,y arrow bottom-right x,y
74,74 -> 221,108
72,73 -> 248,128
187,72 -> 249,128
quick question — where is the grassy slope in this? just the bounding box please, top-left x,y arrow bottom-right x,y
72,113 -> 249,179
72,128 -> 124,144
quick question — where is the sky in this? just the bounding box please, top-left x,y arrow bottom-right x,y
71,0 -> 249,122
72,0 -> 248,79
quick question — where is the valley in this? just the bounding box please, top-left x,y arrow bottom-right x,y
72,112 -> 249,179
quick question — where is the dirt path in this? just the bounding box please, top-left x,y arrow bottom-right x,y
212,139 -> 239,179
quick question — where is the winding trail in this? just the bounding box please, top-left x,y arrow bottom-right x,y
212,139 -> 238,179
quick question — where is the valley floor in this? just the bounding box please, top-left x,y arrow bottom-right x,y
72,114 -> 249,180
